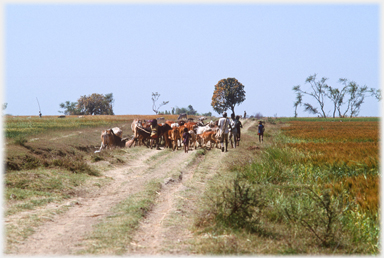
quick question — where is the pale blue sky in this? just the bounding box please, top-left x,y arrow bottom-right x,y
4,3 -> 380,117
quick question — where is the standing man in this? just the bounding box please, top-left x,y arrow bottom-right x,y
229,113 -> 238,148
235,115 -> 243,146
218,112 -> 230,152
244,111 -> 247,119
258,121 -> 265,143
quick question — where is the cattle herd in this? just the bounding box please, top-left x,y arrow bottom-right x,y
95,117 -> 241,153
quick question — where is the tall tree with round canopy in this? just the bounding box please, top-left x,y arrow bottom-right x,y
211,78 -> 246,116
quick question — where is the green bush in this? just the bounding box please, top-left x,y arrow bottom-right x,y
13,135 -> 27,146
215,175 -> 265,232
283,187 -> 345,247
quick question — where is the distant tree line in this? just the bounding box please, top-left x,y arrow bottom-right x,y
293,74 -> 381,118
59,93 -> 114,115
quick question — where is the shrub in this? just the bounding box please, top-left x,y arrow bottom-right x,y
14,136 -> 27,146
283,187 -> 345,247
215,175 -> 265,232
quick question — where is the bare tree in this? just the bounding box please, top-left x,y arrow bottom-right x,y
293,74 -> 328,117
152,92 -> 169,114
324,85 -> 347,118
293,92 -> 303,118
294,74 -> 381,118
338,79 -> 369,118
369,87 -> 382,101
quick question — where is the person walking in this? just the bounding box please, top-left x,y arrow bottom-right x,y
229,113 -> 238,148
258,121 -> 264,143
182,127 -> 190,153
150,119 -> 160,150
218,112 -> 230,152
235,115 -> 242,146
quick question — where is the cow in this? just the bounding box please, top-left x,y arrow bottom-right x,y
177,113 -> 187,120
134,126 -> 151,147
199,130 -> 220,149
157,123 -> 172,148
110,127 -> 123,138
95,127 -> 126,153
184,121 -> 197,131
188,130 -> 197,150
131,119 -> 144,139
195,124 -> 213,135
166,127 -> 180,151
177,125 -> 186,147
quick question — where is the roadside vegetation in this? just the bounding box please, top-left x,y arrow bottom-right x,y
192,117 -> 379,254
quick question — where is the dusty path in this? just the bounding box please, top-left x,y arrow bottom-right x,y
8,120 -> 255,255
129,119 -> 255,255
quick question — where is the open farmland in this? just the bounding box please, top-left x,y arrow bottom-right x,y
3,116 -> 380,255
281,120 -> 380,245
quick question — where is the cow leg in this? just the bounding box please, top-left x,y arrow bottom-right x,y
99,142 -> 104,151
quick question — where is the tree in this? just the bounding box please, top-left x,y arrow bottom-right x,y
152,92 -> 169,114
211,78 -> 246,116
293,74 -> 328,118
202,111 -> 212,117
369,88 -> 381,101
293,74 -> 381,118
324,85 -> 347,118
59,101 -> 81,115
293,92 -> 303,118
59,93 -> 114,115
187,105 -> 197,115
338,79 -> 370,118
77,93 -> 114,115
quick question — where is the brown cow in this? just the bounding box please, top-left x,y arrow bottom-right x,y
135,126 -> 151,147
199,130 -> 219,149
184,121 -> 197,131
177,125 -> 186,147
95,127 -> 124,153
188,130 -> 197,149
166,127 -> 180,151
157,123 -> 172,148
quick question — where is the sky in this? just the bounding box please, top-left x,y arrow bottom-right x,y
3,2 -> 381,118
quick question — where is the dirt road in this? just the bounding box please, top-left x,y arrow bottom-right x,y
7,120 -> 255,255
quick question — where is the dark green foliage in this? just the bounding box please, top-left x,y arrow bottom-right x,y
59,93 -> 114,115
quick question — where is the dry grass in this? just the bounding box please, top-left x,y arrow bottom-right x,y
192,118 -> 379,255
